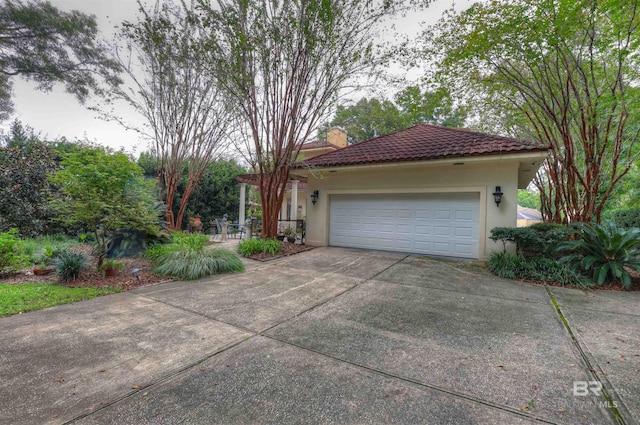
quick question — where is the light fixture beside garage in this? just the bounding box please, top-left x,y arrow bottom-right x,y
311,190 -> 319,205
492,186 -> 504,207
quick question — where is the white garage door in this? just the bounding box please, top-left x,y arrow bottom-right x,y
329,193 -> 480,259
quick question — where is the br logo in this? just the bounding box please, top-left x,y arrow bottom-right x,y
573,381 -> 602,397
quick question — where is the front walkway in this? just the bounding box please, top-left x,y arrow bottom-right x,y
0,248 -> 638,424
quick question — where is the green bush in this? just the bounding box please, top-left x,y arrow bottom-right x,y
490,224 -> 569,259
153,248 -> 244,280
20,234 -> 77,265
170,231 -> 209,250
558,222 -> 640,290
53,250 -> 87,282
488,251 -> 593,288
144,232 -> 209,262
0,229 -> 29,273
237,238 -> 282,257
603,208 -> 640,230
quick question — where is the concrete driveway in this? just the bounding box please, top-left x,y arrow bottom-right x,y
1,247 -> 638,425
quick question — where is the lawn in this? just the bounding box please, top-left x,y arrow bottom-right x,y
0,283 -> 121,317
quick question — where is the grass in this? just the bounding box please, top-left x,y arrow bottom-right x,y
0,283 -> 121,317
152,247 -> 245,280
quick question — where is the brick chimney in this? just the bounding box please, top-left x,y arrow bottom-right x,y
327,127 -> 347,148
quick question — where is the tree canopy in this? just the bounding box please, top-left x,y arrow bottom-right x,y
323,85 -> 467,144
427,0 -> 640,223
196,0 -> 427,237
109,0 -> 232,230
0,0 -> 121,121
0,120 -> 57,236
50,145 -> 160,265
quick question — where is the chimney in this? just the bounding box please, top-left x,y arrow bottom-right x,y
327,127 -> 347,148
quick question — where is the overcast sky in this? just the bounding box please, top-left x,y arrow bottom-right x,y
5,0 -> 461,155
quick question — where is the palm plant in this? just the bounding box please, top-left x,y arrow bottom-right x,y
558,222 -> 640,290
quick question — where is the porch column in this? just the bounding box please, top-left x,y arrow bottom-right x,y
291,180 -> 299,220
239,183 -> 246,225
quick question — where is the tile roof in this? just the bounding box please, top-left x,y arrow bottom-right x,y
300,140 -> 340,151
298,124 -> 548,168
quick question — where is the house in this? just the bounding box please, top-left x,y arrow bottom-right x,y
517,205 -> 543,227
292,124 -> 549,261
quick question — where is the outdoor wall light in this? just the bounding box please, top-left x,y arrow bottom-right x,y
311,190 -> 319,205
493,186 -> 504,207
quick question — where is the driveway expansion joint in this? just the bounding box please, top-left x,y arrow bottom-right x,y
545,286 -> 628,425
63,334 -> 253,424
261,333 -> 561,425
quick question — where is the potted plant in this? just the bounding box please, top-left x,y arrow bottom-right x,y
188,215 -> 202,232
32,253 -> 55,276
100,259 -> 125,277
284,227 -> 297,243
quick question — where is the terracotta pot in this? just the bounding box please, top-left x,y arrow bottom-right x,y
33,267 -> 54,276
103,266 -> 119,277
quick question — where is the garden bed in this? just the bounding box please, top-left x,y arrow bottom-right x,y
247,242 -> 315,261
0,245 -> 166,290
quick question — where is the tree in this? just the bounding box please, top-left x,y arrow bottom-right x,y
323,98 -> 407,144
427,0 -> 640,224
0,0 -> 121,121
179,159 -> 246,230
322,86 -> 468,145
108,1 -> 232,231
197,0 -> 425,237
395,85 -> 466,128
50,145 -> 160,266
517,189 -> 541,210
0,120 -> 57,236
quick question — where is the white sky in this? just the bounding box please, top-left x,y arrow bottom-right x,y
5,0 -> 463,154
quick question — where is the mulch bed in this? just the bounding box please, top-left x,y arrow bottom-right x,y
1,242 -> 318,288
0,245 -> 167,290
247,243 -> 315,261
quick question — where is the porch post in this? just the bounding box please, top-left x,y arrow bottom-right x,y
291,180 -> 299,220
239,183 -> 246,225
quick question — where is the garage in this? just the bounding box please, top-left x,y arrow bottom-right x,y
329,193 -> 480,259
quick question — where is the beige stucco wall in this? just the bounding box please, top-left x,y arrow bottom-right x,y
300,160 -> 521,261
281,190 -> 307,220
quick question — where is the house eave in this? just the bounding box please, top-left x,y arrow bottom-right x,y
295,151 -> 549,175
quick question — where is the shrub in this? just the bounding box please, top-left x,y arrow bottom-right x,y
170,231 -> 209,250
490,224 -> 569,259
20,234 -> 77,265
53,250 -> 87,282
0,229 -> 29,273
237,238 -> 282,257
488,251 -> 593,288
604,208 -> 640,230
153,248 -> 244,280
558,222 -> 640,290
144,232 -> 208,262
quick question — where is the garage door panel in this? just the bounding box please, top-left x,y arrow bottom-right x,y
455,226 -> 473,237
454,243 -> 473,255
329,193 -> 479,259
414,225 -> 430,236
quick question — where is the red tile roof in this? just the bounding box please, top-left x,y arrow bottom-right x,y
300,140 -> 341,151
297,124 -> 548,168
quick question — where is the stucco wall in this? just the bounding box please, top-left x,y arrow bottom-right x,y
301,161 -> 520,261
